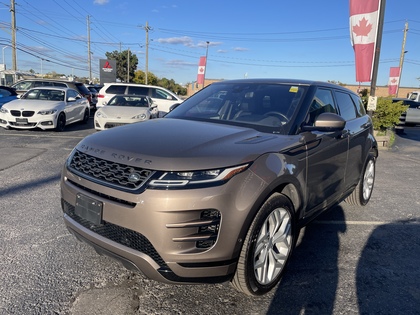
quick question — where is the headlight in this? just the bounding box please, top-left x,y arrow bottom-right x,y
132,113 -> 147,120
149,164 -> 249,188
95,111 -> 107,118
0,108 -> 8,114
38,109 -> 57,115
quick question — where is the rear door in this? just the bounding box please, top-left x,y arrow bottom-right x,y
334,90 -> 371,191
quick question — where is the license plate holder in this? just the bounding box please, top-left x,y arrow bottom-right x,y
16,118 -> 28,124
75,194 -> 103,225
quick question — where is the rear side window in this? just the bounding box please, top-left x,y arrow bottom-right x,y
74,83 -> 90,95
53,82 -> 67,88
153,88 -> 176,100
335,91 -> 357,121
350,94 -> 366,117
106,85 -> 126,94
128,86 -> 148,95
34,81 -> 54,87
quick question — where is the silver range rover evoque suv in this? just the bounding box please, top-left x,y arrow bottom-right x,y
60,79 -> 378,296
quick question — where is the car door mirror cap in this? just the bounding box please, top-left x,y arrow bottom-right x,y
67,97 -> 76,102
302,113 -> 346,132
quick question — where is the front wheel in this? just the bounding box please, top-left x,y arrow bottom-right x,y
231,193 -> 296,296
345,154 -> 376,206
55,113 -> 66,132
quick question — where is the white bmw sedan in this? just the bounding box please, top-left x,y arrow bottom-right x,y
94,94 -> 158,131
0,87 -> 90,131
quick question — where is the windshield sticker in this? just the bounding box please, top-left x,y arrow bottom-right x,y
289,86 -> 298,93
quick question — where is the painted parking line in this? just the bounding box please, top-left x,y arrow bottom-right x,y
0,133 -> 86,139
314,220 -> 419,225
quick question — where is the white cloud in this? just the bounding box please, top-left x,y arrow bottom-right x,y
94,0 -> 109,4
155,36 -> 195,47
233,47 -> 249,52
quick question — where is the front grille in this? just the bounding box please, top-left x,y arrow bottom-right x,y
104,123 -> 127,129
62,200 -> 167,268
22,111 -> 35,117
10,110 -> 35,117
9,122 -> 37,127
68,150 -> 154,191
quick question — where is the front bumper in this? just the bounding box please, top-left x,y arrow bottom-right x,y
60,165 -> 267,283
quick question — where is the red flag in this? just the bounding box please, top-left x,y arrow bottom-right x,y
197,56 -> 206,85
388,67 -> 400,95
350,0 -> 381,82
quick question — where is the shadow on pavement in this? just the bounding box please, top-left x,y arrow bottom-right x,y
267,205 -> 346,315
356,219 -> 420,314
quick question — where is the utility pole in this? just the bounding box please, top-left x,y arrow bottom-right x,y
396,21 -> 408,98
142,22 -> 151,85
127,48 -> 130,82
10,0 -> 17,71
203,41 -> 209,89
87,15 -> 92,83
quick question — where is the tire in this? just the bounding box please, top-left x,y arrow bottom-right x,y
345,154 -> 376,206
55,113 -> 66,132
81,108 -> 89,124
231,193 -> 296,296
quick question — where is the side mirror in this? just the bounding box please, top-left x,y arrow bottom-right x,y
302,113 -> 346,132
67,97 -> 76,102
169,103 -> 181,112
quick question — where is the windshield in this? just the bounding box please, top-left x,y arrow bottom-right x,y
108,95 -> 150,107
166,82 -> 306,134
21,89 -> 65,101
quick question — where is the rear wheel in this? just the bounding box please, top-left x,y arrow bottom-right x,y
231,193 -> 296,295
345,154 -> 376,206
55,113 -> 66,132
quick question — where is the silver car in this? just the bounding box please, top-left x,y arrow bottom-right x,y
61,79 -> 378,296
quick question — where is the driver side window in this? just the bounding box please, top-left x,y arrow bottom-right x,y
307,89 -> 337,125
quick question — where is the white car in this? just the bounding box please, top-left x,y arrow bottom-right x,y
94,94 -> 158,131
0,87 -> 90,131
97,83 -> 183,116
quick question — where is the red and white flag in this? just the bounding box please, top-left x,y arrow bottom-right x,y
350,0 -> 381,82
388,67 -> 400,95
197,56 -> 206,85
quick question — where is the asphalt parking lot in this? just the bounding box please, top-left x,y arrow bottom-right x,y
0,119 -> 419,315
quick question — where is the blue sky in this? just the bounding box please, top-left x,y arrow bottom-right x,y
0,0 -> 419,88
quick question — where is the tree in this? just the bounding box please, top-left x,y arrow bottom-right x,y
132,70 -> 187,96
105,50 -> 138,82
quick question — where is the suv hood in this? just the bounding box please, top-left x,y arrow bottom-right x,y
76,118 -> 299,170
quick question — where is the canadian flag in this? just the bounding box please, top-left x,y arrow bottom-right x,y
350,0 -> 381,82
388,67 -> 400,95
197,56 -> 206,85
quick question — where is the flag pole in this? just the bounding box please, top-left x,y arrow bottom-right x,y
369,0 -> 386,100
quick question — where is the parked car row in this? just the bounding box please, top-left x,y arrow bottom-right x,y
0,80 -> 185,132
0,85 -> 161,132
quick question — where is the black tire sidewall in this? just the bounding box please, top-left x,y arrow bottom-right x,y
56,113 -> 65,132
